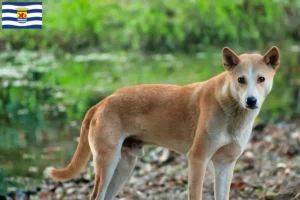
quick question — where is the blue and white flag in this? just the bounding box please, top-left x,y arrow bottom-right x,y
2,2 -> 42,29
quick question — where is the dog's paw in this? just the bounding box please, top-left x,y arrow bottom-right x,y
43,166 -> 55,178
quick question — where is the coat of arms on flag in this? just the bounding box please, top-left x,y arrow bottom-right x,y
2,2 -> 42,29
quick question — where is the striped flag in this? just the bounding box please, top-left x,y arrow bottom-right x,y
2,2 -> 42,29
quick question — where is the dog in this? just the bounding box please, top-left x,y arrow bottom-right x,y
45,46 -> 280,200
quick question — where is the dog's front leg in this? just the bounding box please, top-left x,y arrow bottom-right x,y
212,160 -> 236,200
187,132 -> 211,200
188,156 -> 208,200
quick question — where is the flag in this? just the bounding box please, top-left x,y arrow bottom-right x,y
2,2 -> 42,29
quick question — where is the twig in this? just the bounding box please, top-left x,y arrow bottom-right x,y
289,192 -> 300,200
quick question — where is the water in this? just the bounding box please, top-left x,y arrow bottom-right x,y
0,48 -> 299,192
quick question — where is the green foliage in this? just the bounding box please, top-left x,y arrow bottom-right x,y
0,0 -> 299,51
0,171 -> 8,195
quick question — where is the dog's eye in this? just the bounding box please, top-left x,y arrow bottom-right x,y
258,77 -> 265,83
238,77 -> 246,84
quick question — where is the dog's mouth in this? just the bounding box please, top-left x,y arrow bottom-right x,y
246,105 -> 258,110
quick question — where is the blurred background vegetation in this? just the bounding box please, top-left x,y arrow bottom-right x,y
0,0 -> 299,194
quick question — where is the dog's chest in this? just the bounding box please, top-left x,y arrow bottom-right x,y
208,111 -> 256,154
228,113 -> 255,144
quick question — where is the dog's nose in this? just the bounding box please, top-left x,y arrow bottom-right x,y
246,97 -> 257,107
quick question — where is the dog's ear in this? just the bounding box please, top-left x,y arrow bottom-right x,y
263,46 -> 280,70
222,47 -> 240,70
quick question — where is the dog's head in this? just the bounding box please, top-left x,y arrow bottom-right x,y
222,46 -> 280,110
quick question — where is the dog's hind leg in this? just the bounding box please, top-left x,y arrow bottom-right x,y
90,140 -> 123,200
88,115 -> 125,200
104,150 -> 137,200
104,139 -> 144,200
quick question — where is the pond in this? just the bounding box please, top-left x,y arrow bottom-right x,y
0,47 -> 299,193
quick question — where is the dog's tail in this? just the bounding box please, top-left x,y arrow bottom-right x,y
44,106 -> 97,181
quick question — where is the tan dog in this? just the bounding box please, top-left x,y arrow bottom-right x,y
45,47 -> 280,200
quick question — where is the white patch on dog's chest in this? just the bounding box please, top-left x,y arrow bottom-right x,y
227,113 -> 256,149
208,111 -> 257,159
229,124 -> 253,150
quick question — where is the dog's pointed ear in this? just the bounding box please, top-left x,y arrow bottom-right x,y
263,46 -> 280,70
222,47 -> 240,70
